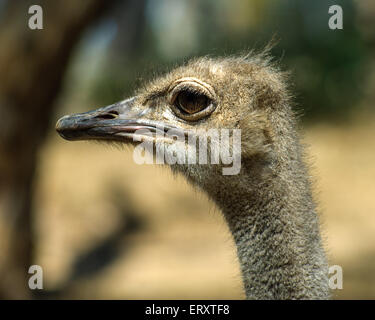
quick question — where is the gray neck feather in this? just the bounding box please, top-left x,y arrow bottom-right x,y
210,154 -> 330,299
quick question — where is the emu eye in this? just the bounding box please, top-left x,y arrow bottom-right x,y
176,90 -> 209,114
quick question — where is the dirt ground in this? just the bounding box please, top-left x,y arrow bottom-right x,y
33,115 -> 375,299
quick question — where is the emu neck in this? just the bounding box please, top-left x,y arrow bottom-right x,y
212,159 -> 329,299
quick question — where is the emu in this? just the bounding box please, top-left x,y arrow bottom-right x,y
56,52 -> 330,299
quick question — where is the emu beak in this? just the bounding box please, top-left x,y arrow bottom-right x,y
56,97 -> 167,142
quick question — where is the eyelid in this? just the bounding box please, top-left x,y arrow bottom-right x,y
168,77 -> 215,103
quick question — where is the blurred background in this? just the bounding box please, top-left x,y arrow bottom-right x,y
0,0 -> 374,299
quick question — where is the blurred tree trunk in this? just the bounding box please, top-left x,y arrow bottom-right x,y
0,0 -> 113,299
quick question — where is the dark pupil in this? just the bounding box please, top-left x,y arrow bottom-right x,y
178,91 -> 207,114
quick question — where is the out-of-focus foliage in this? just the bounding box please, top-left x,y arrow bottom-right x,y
87,0 -> 369,121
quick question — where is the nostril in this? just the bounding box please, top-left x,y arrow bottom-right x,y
94,110 -> 119,120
